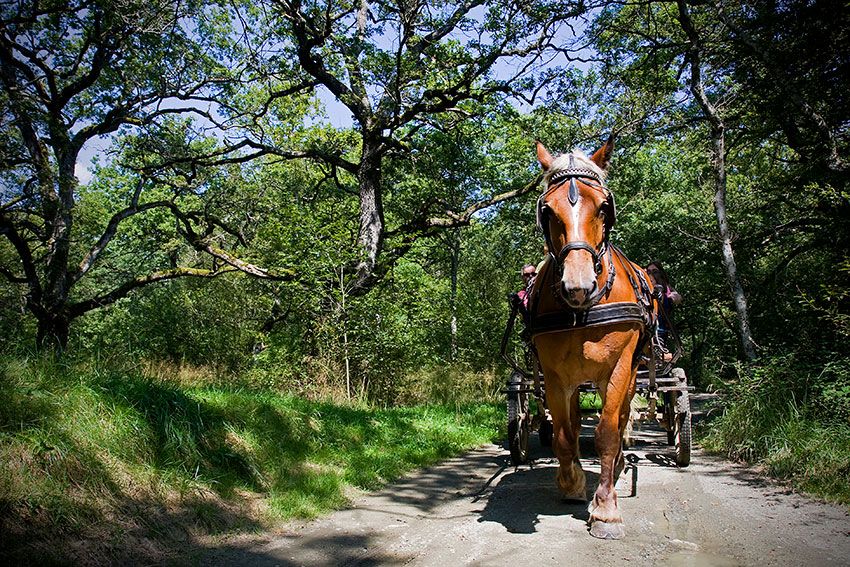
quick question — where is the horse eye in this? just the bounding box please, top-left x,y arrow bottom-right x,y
598,207 -> 607,218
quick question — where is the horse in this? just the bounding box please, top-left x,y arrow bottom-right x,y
527,138 -> 656,540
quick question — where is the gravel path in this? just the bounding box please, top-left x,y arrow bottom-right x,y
206,418 -> 850,566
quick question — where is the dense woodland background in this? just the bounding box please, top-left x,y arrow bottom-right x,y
1,0 -> 849,561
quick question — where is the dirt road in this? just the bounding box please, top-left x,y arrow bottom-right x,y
208,419 -> 850,566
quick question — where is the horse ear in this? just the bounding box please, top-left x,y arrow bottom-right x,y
590,135 -> 615,171
536,140 -> 553,171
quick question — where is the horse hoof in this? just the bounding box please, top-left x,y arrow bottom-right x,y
589,521 -> 625,540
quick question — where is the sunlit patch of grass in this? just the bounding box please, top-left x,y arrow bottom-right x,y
580,391 -> 603,410
0,355 -> 503,563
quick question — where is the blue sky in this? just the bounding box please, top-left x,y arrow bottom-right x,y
74,7 -> 594,184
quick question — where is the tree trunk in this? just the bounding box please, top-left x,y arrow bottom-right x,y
678,0 -> 758,362
36,311 -> 71,353
36,147 -> 77,353
339,265 -> 351,400
449,229 -> 460,362
355,134 -> 385,286
710,124 -> 758,361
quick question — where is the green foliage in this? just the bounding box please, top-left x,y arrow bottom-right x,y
701,355 -> 850,504
73,276 -> 268,370
0,355 -> 502,563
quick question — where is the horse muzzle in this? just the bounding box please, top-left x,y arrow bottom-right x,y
560,281 -> 598,309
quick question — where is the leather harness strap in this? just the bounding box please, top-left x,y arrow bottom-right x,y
530,302 -> 649,336
527,246 -> 657,375
523,153 -> 657,368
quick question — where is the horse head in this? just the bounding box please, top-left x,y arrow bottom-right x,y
536,138 -> 616,309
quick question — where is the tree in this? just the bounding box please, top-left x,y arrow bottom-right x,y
717,0 -> 849,179
0,0 -> 294,351
675,0 -> 756,361
589,0 -> 760,360
589,0 -> 850,363
250,0 -> 590,291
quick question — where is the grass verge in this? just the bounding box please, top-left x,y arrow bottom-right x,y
700,356 -> 850,505
0,356 -> 502,565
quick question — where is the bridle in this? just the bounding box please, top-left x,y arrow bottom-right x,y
519,150 -> 656,358
536,153 -> 618,307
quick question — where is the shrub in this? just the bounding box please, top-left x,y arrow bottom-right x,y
702,354 -> 850,504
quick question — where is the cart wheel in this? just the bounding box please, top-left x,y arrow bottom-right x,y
674,410 -> 692,467
671,368 -> 691,467
538,418 -> 553,447
507,372 -> 530,465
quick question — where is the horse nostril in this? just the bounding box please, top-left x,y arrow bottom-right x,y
565,284 -> 596,306
568,288 -> 588,302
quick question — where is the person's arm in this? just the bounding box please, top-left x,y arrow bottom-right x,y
667,287 -> 683,306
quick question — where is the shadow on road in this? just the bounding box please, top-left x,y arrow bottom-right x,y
476,460 -> 599,534
199,414 -> 692,564
475,414 -> 684,535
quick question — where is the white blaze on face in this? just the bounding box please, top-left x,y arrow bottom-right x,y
559,192 -> 597,294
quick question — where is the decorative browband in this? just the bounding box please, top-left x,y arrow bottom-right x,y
547,167 -> 604,188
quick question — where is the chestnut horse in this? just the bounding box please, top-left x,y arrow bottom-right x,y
527,139 -> 655,539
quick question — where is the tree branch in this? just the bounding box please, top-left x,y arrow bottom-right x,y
283,0 -> 369,122
68,266 -> 238,317
168,205 -> 296,281
0,211 -> 43,300
137,138 -> 358,175
71,181 -> 174,284
389,173 -> 543,234
714,2 -> 848,173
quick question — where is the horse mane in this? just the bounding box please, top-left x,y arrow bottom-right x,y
545,149 -> 607,185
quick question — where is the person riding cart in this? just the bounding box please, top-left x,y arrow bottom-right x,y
646,260 -> 682,361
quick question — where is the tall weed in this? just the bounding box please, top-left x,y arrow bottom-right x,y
702,354 -> 850,503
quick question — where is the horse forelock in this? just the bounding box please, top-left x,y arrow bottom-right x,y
544,149 -> 607,187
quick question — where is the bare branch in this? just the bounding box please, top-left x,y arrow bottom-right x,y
429,173 -> 543,228
71,189 -> 173,283
0,211 -> 42,300
283,0 -> 369,121
137,138 -> 358,175
0,265 -> 28,283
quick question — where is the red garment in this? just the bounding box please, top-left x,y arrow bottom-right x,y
518,289 -> 529,308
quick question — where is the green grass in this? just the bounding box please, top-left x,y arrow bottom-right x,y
579,391 -> 603,411
0,356 -> 502,564
700,356 -> 850,505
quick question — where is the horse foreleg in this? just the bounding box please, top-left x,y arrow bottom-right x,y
551,386 -> 585,501
589,378 -> 631,539
616,376 -> 638,479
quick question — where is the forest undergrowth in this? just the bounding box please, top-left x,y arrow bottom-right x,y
0,355 -> 503,565
700,355 -> 850,505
